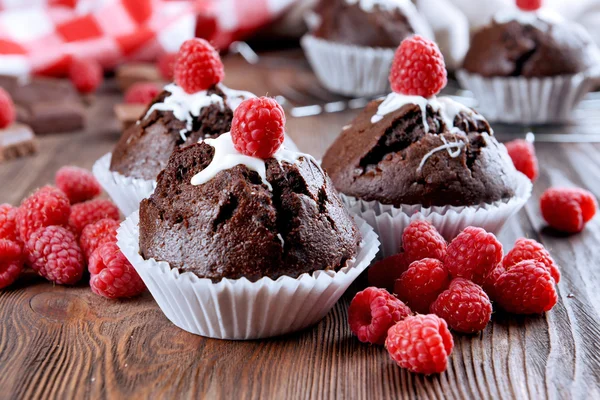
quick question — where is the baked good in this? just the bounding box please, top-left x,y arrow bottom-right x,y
312,0 -> 430,48
139,133 -> 361,282
463,11 -> 600,78
109,83 -> 254,181
322,95 -> 517,207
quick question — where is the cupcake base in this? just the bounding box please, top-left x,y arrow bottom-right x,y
117,212 -> 379,340
342,172 -> 532,258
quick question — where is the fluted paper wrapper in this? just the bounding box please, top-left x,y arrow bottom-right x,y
301,35 -> 394,97
92,153 -> 156,217
117,212 -> 379,340
457,69 -> 600,124
342,173 -> 532,258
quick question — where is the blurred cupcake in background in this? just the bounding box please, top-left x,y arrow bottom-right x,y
457,0 -> 600,124
301,0 -> 433,97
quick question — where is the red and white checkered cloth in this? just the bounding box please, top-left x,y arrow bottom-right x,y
0,0 -> 297,77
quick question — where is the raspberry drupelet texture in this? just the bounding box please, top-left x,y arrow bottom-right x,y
0,204 -> 20,242
389,35 -> 447,98
540,187 -> 597,233
89,242 -> 145,298
494,260 -> 558,314
503,238 -> 560,283
402,220 -> 447,264
430,278 -> 492,333
80,218 -> 119,261
0,87 -> 16,129
0,239 -> 23,289
124,82 -> 161,105
55,166 -> 102,204
231,97 -> 286,159
17,186 -> 71,241
348,287 -> 412,345
480,265 -> 505,301
367,252 -> 410,293
68,199 -> 120,235
385,314 -> 454,375
158,52 -> 177,81
394,258 -> 450,314
444,226 -> 503,286
26,226 -> 84,285
69,58 -> 103,94
174,38 -> 224,94
505,139 -> 539,182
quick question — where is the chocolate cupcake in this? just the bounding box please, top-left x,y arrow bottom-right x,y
322,36 -> 531,257
301,0 -> 432,96
118,96 -> 378,339
458,4 -> 600,124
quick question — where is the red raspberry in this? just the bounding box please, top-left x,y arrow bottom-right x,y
174,38 -> 224,94
504,139 -> 539,181
26,226 -> 84,285
0,204 -> 20,242
540,187 -> 597,233
389,35 -> 447,98
89,242 -> 145,298
385,314 -> 453,374
367,252 -> 410,292
231,97 -> 286,159
0,87 -> 16,129
348,287 -> 412,345
80,218 -> 119,260
0,239 -> 23,289
444,227 -> 503,286
503,238 -> 560,283
402,220 -> 447,264
494,260 -> 558,314
394,258 -> 450,314
124,82 -> 161,105
158,52 -> 177,81
17,186 -> 71,240
480,264 -> 505,300
55,166 -> 102,204
430,278 -> 492,333
517,0 -> 542,12
68,199 -> 119,235
69,58 -> 103,94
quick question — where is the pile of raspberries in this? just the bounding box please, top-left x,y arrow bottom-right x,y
0,166 -> 145,298
350,220 -> 561,375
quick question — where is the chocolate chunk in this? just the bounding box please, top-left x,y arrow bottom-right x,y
116,63 -> 165,92
0,123 -> 37,162
114,103 -> 146,131
0,76 -> 85,135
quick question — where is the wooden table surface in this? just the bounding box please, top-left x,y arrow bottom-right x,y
1,51 -> 599,400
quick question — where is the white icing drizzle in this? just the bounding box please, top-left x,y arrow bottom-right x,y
371,92 -> 482,134
493,8 -> 563,31
190,132 -> 313,191
417,134 -> 465,172
144,83 -> 255,134
344,0 -> 434,39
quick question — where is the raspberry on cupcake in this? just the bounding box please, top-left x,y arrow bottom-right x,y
118,97 -> 378,339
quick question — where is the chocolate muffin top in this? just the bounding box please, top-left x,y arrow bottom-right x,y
310,0 -> 431,48
110,83 -> 254,180
139,136 -> 361,282
321,94 -> 519,207
463,12 -> 600,77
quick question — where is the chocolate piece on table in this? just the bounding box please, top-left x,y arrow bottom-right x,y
116,63 -> 165,92
0,123 -> 37,162
114,103 -> 146,131
0,76 -> 85,135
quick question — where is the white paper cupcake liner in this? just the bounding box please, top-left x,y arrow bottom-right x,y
456,68 -> 600,124
341,172 -> 532,258
301,35 -> 395,97
92,153 -> 156,217
117,211 -> 379,340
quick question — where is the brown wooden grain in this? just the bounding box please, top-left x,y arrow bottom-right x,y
0,52 -> 599,400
